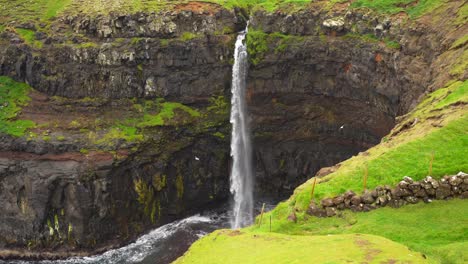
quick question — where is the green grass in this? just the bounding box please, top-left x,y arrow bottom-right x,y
44,0 -> 73,19
138,101 -> 201,127
0,76 -> 36,137
246,29 -> 269,65
450,49 -> 468,78
205,0 -> 311,12
453,4 -> 468,26
451,35 -> 468,50
96,125 -> 144,145
176,232 -> 427,264
344,33 -> 401,49
0,0 -> 72,24
246,30 -> 306,64
180,32 -> 199,41
350,0 -> 444,18
16,28 -> 43,48
248,200 -> 467,264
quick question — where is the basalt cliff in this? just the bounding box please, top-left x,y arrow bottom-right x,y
0,0 -> 466,259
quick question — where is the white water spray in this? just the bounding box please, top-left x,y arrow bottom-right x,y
230,25 -> 253,229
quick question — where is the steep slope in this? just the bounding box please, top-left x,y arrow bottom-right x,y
177,199 -> 467,263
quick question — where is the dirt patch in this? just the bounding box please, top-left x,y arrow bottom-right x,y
354,237 -> 382,263
175,1 -> 221,15
226,230 -> 243,236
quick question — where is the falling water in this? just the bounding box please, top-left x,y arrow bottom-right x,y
229,25 -> 253,229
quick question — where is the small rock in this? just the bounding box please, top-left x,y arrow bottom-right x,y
344,190 -> 356,199
405,196 -> 419,204
350,196 -> 361,206
452,186 -> 462,195
332,195 -> 344,206
321,198 -> 334,207
392,186 -> 412,198
403,176 -> 414,184
322,17 -> 345,32
287,211 -> 297,223
376,195 -> 389,206
461,191 -> 468,199
457,171 -> 467,179
413,189 -> 427,198
423,197 -> 432,203
449,176 -> 463,186
398,180 -> 409,188
460,183 -> 468,192
408,183 -> 421,192
361,190 -> 375,204
306,203 -> 327,217
435,183 -> 452,199
389,199 -> 406,208
325,207 -> 337,217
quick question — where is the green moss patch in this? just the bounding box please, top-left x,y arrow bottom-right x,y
0,76 -> 36,137
16,28 -> 43,48
344,33 -> 401,49
137,101 -> 201,128
246,30 -> 305,64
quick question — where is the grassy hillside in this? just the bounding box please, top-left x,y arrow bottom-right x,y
175,232 -> 428,264
177,200 -> 468,263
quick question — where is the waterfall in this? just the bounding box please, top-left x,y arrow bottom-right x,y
229,25 -> 253,229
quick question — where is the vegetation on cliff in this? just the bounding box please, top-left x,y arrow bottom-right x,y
0,77 -> 36,137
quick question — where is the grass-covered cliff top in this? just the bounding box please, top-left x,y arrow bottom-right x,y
1,0 -> 465,24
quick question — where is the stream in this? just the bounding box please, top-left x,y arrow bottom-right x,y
1,202 -> 275,264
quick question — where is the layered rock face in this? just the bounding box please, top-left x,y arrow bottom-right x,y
247,8 -> 448,197
0,1 -> 458,256
0,4 -> 240,255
